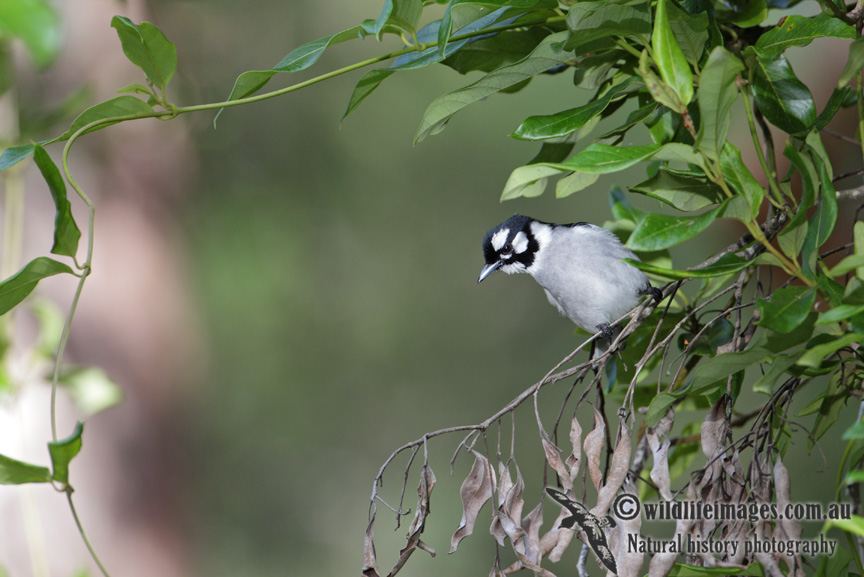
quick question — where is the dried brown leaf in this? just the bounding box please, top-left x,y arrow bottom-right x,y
700,396 -> 728,459
514,551 -> 558,577
542,433 -> 574,492
774,456 -> 802,546
521,502 -> 544,565
647,410 -> 674,501
566,412 -> 583,483
450,450 -> 496,553
584,406 -> 606,491
613,479 -> 643,577
593,419 -> 632,517
648,482 -> 696,577
541,505 -> 574,562
490,462 -> 525,547
363,522 -> 381,577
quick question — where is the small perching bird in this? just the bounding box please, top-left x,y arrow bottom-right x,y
478,215 -> 661,355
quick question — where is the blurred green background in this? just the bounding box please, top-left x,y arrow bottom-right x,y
3,0 -> 862,576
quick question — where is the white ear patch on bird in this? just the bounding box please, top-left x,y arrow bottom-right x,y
511,231 -> 529,254
490,229 -> 509,251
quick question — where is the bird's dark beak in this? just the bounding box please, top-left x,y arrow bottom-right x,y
478,260 -> 503,283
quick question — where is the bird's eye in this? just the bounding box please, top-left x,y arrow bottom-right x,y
502,243 -> 513,254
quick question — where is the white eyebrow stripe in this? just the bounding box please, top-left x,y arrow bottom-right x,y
512,231 -> 529,254
491,229 -> 509,251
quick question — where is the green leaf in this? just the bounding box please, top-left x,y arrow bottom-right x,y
824,515 -> 864,539
115,83 -> 154,96
750,50 -> 816,136
797,333 -> 864,367
624,252 -> 751,279
756,286 -> 816,333
828,254 -> 864,278
0,257 -> 74,316
666,2 -> 708,65
501,165 -> 563,200
652,0 -> 693,105
415,31 -> 572,143
110,17 -> 177,90
59,366 -> 124,416
756,13 -> 855,59
218,26 -> 366,119
811,372 -> 847,444
342,70 -> 396,122
48,421 -> 84,486
667,563 -> 764,577
815,86 -> 856,130
564,0 -> 652,52
783,142 -> 817,230
814,544 -> 852,577
801,156 -> 838,275
511,78 -> 633,140
843,421 -> 864,441
0,143 -> 35,172
32,144 -> 81,258
751,354 -> 797,394
625,201 -> 726,251
443,27 -> 549,74
639,49 -> 685,113
695,47 -> 744,161
839,36 -> 864,87
0,0 -> 60,68
631,168 -> 724,211
372,0 -> 423,37
610,187 -> 645,223
0,453 -> 51,485
719,144 -> 764,218
645,392 -> 678,427
54,96 -> 154,142
686,317 -> 734,356
715,0 -> 767,28
556,172 -> 600,198
438,0 -> 551,56
817,304 -> 864,324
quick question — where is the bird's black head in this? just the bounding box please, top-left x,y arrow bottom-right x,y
478,214 -> 540,283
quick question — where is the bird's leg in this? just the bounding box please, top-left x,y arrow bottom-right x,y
596,323 -> 615,341
639,285 -> 664,304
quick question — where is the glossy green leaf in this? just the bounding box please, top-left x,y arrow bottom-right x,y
372,0 -> 423,37
844,422 -> 864,440
598,102 -> 658,140
756,13 -> 854,59
0,0 -> 60,68
715,0 -> 767,28
0,453 -> 51,485
415,31 -> 572,143
500,165 -> 563,200
783,143 -> 817,230
110,17 -> 177,90
719,144 -> 763,218
828,254 -> 864,278
624,253 -> 750,279
666,2 -> 708,65
32,145 -> 80,258
511,79 -> 633,140
815,86 -> 856,130
0,143 -> 34,172
824,515 -> 864,539
756,286 -> 815,333
443,27 -> 549,74
645,392 -> 678,427
814,544 -> 852,577
798,333 -> 864,367
638,49 -> 685,113
839,36 -> 864,87
565,143 -> 661,173
750,50 -> 815,135
631,168 -> 724,211
438,0 -> 550,56
610,187 -> 646,223
115,83 -> 154,96
564,0 -> 652,52
817,304 -> 864,324
695,47 -> 743,161
686,317 -> 734,356
751,354 -> 796,394
556,172 -> 600,198
0,257 -> 74,316
342,70 -> 396,121
625,201 -> 726,251
652,0 -> 693,105
55,96 -> 154,141
219,26 -> 365,113
801,155 -> 838,274
48,421 -> 84,486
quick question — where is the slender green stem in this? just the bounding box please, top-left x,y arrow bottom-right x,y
741,85 -> 784,209
67,491 -> 112,577
857,69 -> 864,166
